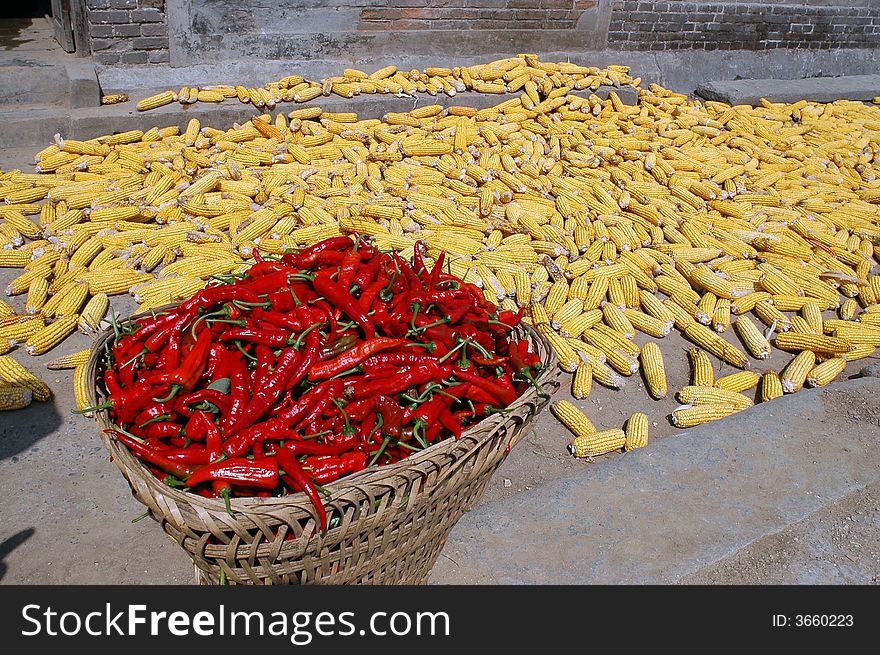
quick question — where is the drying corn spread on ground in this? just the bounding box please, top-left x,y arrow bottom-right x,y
1,57 -> 880,456
134,55 -> 635,112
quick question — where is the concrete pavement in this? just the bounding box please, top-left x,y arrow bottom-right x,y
429,379 -> 880,584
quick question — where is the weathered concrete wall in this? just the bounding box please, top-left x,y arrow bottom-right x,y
88,0 -> 880,82
86,0 -> 170,65
167,0 -> 609,66
608,0 -> 880,51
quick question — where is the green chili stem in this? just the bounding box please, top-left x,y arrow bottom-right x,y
292,321 -> 321,350
368,435 -> 393,467
437,337 -> 470,365
234,340 -> 257,361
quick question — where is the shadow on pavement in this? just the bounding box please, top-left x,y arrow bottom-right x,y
0,527 -> 35,582
0,396 -> 63,462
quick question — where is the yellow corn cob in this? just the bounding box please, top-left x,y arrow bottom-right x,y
733,314 -> 771,359
25,278 -> 49,314
0,316 -> 45,344
0,383 -> 32,410
6,264 -> 52,295
760,370 -> 784,402
0,250 -> 30,267
46,349 -> 91,370
683,322 -> 751,369
677,385 -> 753,409
78,293 -> 109,334
806,357 -> 847,388
601,302 -> 635,338
841,344 -> 876,362
536,323 -> 579,372
714,370 -> 760,393
671,404 -> 742,428
780,350 -> 816,393
86,272 -> 154,296
73,363 -> 92,416
0,299 -> 16,318
137,91 -> 175,111
774,332 -> 852,355
25,315 -> 78,356
530,303 -> 550,326
0,355 -> 51,400
566,428 -> 626,458
839,298 -> 858,321
571,362 -> 592,399
688,347 -> 714,386
640,341 -> 667,399
51,281 -> 90,318
624,412 -> 649,451
552,399 -> 596,436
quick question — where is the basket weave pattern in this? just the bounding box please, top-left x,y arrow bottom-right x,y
88,320 -> 560,585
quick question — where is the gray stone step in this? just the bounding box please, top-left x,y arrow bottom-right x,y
428,378 -> 880,584
696,74 -> 880,106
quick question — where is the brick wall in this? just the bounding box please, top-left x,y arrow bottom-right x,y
86,0 -> 169,65
358,1 -> 599,32
608,1 -> 880,50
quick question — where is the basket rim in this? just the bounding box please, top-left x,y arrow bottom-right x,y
88,307 -> 560,522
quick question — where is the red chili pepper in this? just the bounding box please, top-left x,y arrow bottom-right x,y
348,363 -> 451,400
157,327 -> 214,401
196,412 -> 223,462
246,260 -> 293,279
313,271 -> 375,340
281,438 -> 356,457
266,290 -> 295,313
274,378 -> 336,425
338,249 -> 361,291
184,410 -> 207,440
303,451 -> 368,485
222,418 -> 290,458
294,236 -> 354,268
318,334 -> 358,361
185,457 -> 279,490
133,401 -> 173,428
452,368 -> 517,406
145,306 -> 197,353
243,270 -> 295,295
225,353 -> 250,429
88,371 -> 170,424
176,388 -> 232,416
411,240 -> 428,276
369,396 -> 400,438
145,422 -> 184,440
286,326 -> 322,390
108,430 -> 196,479
225,346 -> 303,436
360,351 -> 437,372
276,448 -> 327,531
219,327 -> 289,348
353,257 -> 381,290
358,275 -> 389,312
290,381 -> 341,430
438,408 -> 463,439
310,299 -> 338,341
205,343 -> 228,382
430,250 -> 446,287
308,337 -> 407,380
180,285 -> 262,312
409,396 -> 446,428
259,311 -> 304,331
253,344 -> 275,389
471,353 -> 508,366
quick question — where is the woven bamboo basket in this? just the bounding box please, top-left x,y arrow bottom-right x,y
87,313 -> 560,585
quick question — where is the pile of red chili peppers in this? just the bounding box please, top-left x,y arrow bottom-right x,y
94,235 -> 544,530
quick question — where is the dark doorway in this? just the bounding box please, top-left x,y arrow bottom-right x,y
0,1 -> 51,19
